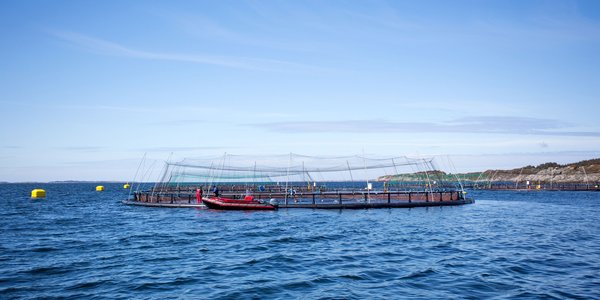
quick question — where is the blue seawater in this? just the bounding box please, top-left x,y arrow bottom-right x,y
1,183 -> 599,299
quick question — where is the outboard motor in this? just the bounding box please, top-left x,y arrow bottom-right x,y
269,198 -> 279,206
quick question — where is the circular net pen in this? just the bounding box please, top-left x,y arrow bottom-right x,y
128,154 -> 470,208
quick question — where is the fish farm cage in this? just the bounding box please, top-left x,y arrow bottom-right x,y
125,153 -> 473,209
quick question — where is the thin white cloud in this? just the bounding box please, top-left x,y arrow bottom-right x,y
247,116 -> 600,137
135,146 -> 231,152
59,104 -> 218,115
339,1 -> 600,48
60,157 -> 150,166
147,119 -> 205,126
156,11 -> 325,53
49,30 -> 327,72
55,146 -> 105,152
59,104 -> 171,114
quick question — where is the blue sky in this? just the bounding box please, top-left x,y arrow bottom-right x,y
1,0 -> 599,181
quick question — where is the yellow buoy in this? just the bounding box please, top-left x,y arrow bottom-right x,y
123,183 -> 131,189
31,189 -> 46,198
96,185 -> 105,192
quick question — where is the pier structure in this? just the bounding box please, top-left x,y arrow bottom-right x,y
465,181 -> 599,191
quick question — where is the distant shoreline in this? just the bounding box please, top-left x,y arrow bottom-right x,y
380,158 -> 600,184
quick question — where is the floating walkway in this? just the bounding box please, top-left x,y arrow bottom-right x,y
122,198 -> 473,209
463,182 -> 599,191
123,200 -> 205,208
123,189 -> 474,209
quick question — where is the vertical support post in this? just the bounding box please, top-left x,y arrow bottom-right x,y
338,193 -> 342,204
408,192 -> 412,203
362,151 -> 370,203
422,159 -> 434,202
387,192 -> 391,204
285,152 -> 291,206
312,194 -> 315,205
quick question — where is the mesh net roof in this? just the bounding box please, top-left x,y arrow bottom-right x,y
159,153 -> 445,185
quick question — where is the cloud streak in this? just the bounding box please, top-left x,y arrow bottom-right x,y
247,116 -> 600,137
135,146 -> 231,152
146,119 -> 205,126
60,104 -> 166,114
156,11 -> 325,53
49,30 -> 325,72
56,146 -> 106,152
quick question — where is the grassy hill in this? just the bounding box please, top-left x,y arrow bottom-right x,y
378,158 -> 600,183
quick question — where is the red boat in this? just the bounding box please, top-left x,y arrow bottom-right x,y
200,195 -> 278,210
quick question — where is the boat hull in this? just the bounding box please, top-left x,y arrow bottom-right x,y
202,197 -> 277,210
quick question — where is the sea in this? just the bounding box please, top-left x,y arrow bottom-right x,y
1,183 -> 599,299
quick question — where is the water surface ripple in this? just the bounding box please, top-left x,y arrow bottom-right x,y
1,184 -> 599,299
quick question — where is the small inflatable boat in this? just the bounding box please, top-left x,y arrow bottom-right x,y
201,195 -> 278,210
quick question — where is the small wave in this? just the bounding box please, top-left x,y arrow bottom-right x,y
66,279 -> 113,290
270,236 -> 297,243
400,268 -> 438,280
240,253 -> 299,267
25,265 -> 70,276
510,291 -> 563,299
29,246 -> 60,253
505,265 -> 530,275
280,279 -> 314,290
337,273 -> 366,280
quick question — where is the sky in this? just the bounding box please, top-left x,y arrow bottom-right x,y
1,0 -> 600,182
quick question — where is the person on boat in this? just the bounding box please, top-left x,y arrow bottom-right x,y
196,188 -> 203,203
244,188 -> 255,201
212,185 -> 219,197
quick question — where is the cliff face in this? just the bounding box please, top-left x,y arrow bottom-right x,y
378,158 -> 600,183
378,170 -> 449,182
480,166 -> 598,183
